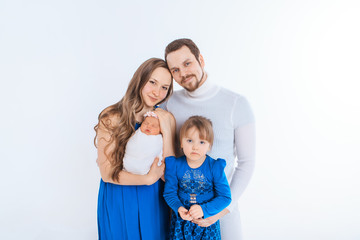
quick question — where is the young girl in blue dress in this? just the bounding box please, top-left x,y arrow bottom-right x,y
164,116 -> 232,240
94,58 -> 175,240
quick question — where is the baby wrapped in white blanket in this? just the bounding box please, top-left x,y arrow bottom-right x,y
123,111 -> 163,175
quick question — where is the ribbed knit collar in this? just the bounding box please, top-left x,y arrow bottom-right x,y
184,75 -> 221,100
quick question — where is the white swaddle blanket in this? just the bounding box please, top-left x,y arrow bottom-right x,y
123,129 -> 163,175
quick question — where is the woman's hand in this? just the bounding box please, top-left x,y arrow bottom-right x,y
155,108 -> 175,137
155,108 -> 176,157
146,157 -> 165,185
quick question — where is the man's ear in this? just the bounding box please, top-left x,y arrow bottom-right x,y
199,54 -> 205,68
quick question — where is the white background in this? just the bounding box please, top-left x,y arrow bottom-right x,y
1,0 -> 359,239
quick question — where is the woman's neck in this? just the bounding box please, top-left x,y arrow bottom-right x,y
135,107 -> 153,123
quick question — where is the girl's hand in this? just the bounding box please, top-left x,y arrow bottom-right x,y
146,157 -> 165,185
189,204 -> 204,219
178,206 -> 193,221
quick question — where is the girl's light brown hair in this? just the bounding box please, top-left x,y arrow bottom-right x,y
179,116 -> 214,147
94,58 -> 173,181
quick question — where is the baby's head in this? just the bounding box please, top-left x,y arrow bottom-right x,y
179,116 -> 214,157
140,111 -> 161,135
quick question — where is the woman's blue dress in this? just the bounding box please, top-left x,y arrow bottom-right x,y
97,123 -> 169,240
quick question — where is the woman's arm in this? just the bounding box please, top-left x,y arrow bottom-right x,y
96,121 -> 164,185
155,108 -> 176,157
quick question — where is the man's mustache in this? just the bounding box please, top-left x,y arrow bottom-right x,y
181,74 -> 196,83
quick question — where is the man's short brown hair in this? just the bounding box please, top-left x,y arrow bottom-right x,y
165,38 -> 201,64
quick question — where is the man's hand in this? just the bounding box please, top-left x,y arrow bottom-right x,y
189,204 -> 204,219
178,206 -> 193,221
191,215 -> 217,227
192,208 -> 230,227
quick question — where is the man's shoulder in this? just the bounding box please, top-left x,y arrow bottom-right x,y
172,89 -> 186,97
218,86 -> 245,99
217,86 -> 249,105
166,86 -> 249,105
166,89 -> 187,104
159,89 -> 185,109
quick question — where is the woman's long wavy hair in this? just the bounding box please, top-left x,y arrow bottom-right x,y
94,58 -> 173,181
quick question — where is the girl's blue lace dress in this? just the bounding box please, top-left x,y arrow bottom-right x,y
164,155 -> 231,240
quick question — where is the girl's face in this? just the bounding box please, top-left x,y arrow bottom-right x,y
141,67 -> 172,109
181,127 -> 211,163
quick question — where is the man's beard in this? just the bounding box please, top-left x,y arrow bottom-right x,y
182,70 -> 205,92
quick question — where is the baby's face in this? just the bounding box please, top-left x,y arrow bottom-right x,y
140,117 -> 161,135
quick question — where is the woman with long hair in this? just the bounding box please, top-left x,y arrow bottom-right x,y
94,58 -> 175,240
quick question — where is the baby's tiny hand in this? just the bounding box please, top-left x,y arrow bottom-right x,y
189,204 -> 204,219
178,206 -> 193,221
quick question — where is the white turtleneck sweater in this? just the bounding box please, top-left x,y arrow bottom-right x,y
163,78 -> 255,214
